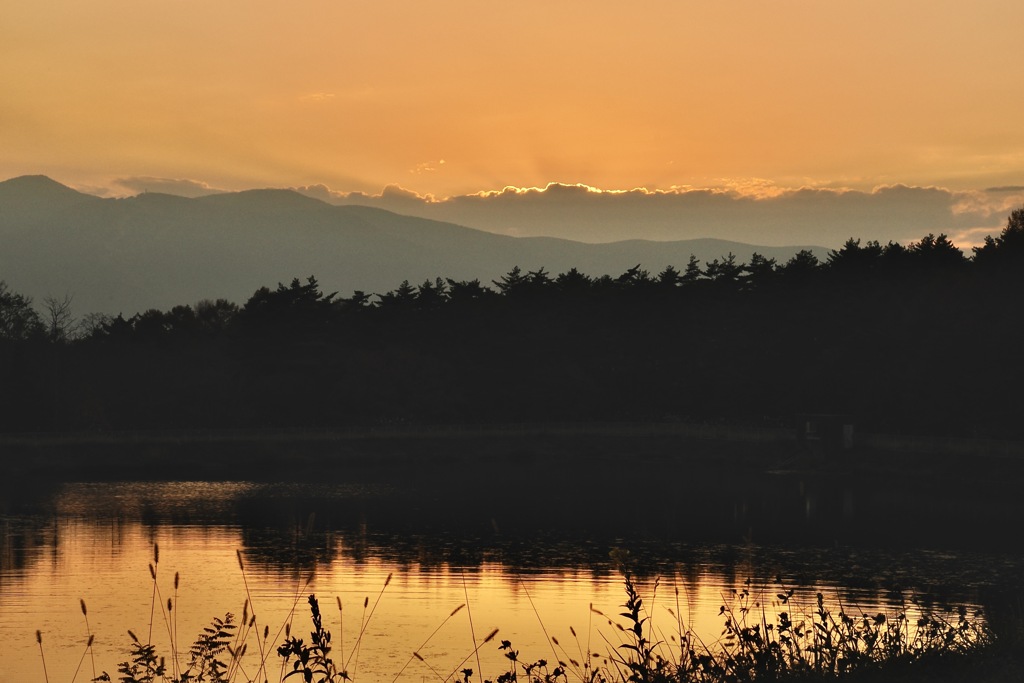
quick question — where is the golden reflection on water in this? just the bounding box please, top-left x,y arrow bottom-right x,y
4,519 -> 627,680
2,479 -> 998,682
0,515 -> 960,682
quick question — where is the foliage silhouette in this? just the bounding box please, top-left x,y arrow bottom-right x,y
0,279 -> 45,341
2,210 -> 1024,436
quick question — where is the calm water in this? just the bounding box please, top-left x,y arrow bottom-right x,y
1,476 -> 1020,682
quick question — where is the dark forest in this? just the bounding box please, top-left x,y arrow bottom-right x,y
3,209 -> 1023,438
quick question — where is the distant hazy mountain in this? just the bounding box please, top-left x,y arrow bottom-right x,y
0,176 -> 827,315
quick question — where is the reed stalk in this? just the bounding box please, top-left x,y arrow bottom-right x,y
391,603 -> 466,683
58,550 -> 1000,683
37,629 -> 50,683
80,598 -> 97,682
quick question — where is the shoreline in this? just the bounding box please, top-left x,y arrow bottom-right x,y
3,421 -> 1024,483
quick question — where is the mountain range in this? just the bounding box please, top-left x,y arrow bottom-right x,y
0,175 -> 827,316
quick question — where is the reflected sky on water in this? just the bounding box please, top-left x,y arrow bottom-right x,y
0,479 -> 1019,681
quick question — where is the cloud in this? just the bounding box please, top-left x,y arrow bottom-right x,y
292,183 -> 348,203
112,176 -> 226,198
944,226 -> 1001,252
409,159 -> 446,174
302,180 -> 1024,248
72,183 -> 123,198
472,182 -> 643,199
294,182 -> 437,205
300,92 -> 336,103
380,184 -> 438,205
710,177 -> 792,199
949,189 -> 1024,218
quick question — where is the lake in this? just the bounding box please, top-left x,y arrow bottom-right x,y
2,438 -> 1023,682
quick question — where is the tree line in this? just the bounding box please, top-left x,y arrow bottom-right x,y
2,209 -> 1023,437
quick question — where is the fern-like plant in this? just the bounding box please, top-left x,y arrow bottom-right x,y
179,613 -> 237,682
94,615 -> 236,683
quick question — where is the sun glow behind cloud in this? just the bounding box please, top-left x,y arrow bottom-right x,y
276,179 -> 1023,248
73,169 -> 1024,249
2,0 -> 1023,242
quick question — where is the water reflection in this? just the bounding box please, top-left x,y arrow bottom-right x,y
0,517 -> 990,682
1,478 -> 1022,680
3,479 -> 1023,589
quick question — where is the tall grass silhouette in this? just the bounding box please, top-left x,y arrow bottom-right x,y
44,543 -> 1004,683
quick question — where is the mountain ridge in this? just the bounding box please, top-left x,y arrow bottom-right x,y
0,176 -> 828,315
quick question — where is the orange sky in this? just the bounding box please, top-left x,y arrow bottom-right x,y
3,0 -> 1023,202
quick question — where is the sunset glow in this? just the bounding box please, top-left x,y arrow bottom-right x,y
5,5 -> 1024,682
3,0 -> 1023,212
